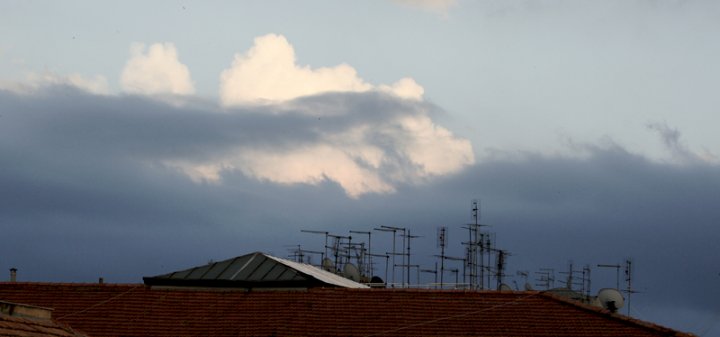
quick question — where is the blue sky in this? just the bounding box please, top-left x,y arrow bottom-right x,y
2,1 -> 720,335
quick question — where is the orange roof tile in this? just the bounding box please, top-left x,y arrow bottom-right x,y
0,282 -> 693,337
0,313 -> 88,337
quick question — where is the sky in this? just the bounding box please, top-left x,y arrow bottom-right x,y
1,0 -> 719,335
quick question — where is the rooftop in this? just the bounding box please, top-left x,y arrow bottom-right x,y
0,282 -> 693,337
0,300 -> 88,337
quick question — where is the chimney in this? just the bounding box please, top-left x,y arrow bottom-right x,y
9,268 -> 17,282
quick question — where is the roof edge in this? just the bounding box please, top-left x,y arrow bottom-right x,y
539,292 -> 696,337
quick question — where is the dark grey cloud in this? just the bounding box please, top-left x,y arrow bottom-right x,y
1,87 -> 474,198
1,88 -> 718,335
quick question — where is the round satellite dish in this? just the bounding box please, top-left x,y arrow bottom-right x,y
343,263 -> 361,282
524,282 -> 534,291
499,283 -> 512,291
322,258 -> 334,272
597,288 -> 625,312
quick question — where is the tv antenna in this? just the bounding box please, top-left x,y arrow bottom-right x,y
300,229 -> 329,264
399,229 -> 421,287
367,252 -> 389,286
286,245 -> 324,265
420,262 -> 442,289
461,199 -> 488,289
437,226 -> 448,287
374,226 -> 404,286
597,263 -> 621,290
328,234 -> 351,271
624,258 -> 639,316
350,230 -> 373,278
494,249 -> 509,290
535,268 -> 555,290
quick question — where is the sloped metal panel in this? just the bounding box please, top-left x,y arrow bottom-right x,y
267,255 -> 369,288
186,264 -> 213,279
263,263 -> 291,280
143,252 -> 367,289
246,258 -> 279,281
228,253 -> 266,280
201,258 -> 236,280
169,269 -> 193,279
216,255 -> 253,280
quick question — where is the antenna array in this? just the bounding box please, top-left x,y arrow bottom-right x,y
295,200 -> 637,305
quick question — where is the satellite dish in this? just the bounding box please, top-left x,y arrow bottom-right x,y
524,282 -> 534,291
343,263 -> 361,282
322,258 -> 335,272
499,283 -> 513,291
597,288 -> 625,313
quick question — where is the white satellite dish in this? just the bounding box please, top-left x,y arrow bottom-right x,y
343,263 -> 361,282
524,282 -> 534,291
322,258 -> 334,272
499,283 -> 513,291
597,288 -> 625,312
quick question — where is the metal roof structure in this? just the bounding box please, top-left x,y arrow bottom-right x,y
142,252 -> 368,289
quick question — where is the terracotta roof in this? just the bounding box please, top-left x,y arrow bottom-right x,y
143,252 -> 368,289
0,282 -> 693,337
0,312 -> 88,337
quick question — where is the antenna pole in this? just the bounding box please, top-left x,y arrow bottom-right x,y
436,226 -> 448,288
351,230 -> 373,277
374,227 -> 397,285
402,230 -> 420,287
625,258 -> 635,316
401,228 -> 407,286
377,226 -> 405,287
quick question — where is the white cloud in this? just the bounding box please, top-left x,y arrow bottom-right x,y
0,72 -> 109,95
201,34 -> 472,197
379,77 -> 425,101
219,34 -> 423,106
391,115 -> 475,175
167,94 -> 474,198
392,0 -> 457,14
120,43 -> 195,95
235,145 -> 397,197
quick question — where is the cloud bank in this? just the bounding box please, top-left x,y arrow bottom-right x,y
0,86 -> 472,198
160,92 -> 473,198
0,72 -> 109,95
1,34 -> 469,198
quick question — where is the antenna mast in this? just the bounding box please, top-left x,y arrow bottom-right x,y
437,226 -> 447,287
400,229 -> 420,287
462,199 -> 487,289
350,230 -> 373,278
624,258 -> 638,316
